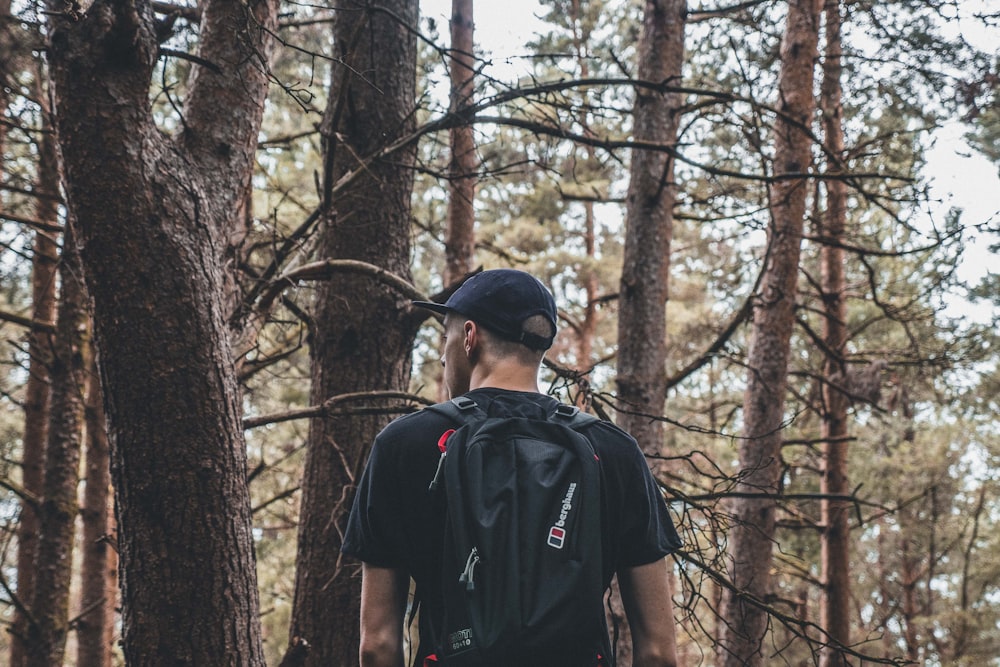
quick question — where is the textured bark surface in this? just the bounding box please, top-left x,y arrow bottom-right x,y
444,0 -> 477,286
77,356 -> 117,667
289,2 -> 421,665
717,1 -> 822,665
45,0 -> 278,661
11,95 -> 59,667
25,226 -> 89,667
819,2 -> 851,664
614,2 -> 686,664
616,0 -> 686,461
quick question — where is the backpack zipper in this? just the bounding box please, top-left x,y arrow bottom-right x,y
458,547 -> 479,592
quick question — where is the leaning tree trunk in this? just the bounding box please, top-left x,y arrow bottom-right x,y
44,0 -> 278,661
716,1 -> 822,665
445,0 -> 477,286
289,2 -> 421,665
25,223 -> 89,667
77,354 -> 117,667
818,1 -> 851,664
10,84 -> 60,667
615,1 -> 686,664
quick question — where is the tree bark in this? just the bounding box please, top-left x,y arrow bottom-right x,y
45,0 -> 278,661
571,0 -> 599,405
77,354 -> 117,667
818,1 -> 851,665
10,82 -> 60,667
717,1 -> 822,665
0,0 -> 11,161
445,0 -> 477,286
616,0 -> 685,463
25,223 -> 89,667
615,1 -> 686,665
289,2 -> 420,665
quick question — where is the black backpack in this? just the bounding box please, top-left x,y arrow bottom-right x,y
423,396 -> 611,667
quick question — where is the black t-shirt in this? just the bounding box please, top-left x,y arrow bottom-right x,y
342,387 -> 682,664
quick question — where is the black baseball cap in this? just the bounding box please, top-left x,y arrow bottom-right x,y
412,269 -> 558,350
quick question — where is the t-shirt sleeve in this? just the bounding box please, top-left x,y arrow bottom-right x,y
341,434 -> 408,568
610,428 -> 683,567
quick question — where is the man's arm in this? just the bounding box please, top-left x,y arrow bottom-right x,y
618,557 -> 679,667
359,563 -> 410,667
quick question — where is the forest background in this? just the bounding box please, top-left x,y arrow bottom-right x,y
0,0 -> 998,665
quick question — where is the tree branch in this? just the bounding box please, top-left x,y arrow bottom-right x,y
243,390 -> 435,430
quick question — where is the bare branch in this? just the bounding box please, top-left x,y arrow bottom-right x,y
243,390 -> 435,430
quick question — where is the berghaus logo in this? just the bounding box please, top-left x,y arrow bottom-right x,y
547,482 -> 577,549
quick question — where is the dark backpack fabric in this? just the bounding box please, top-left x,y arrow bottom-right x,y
423,396 -> 611,667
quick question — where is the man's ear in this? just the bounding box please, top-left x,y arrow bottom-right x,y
464,320 -> 478,356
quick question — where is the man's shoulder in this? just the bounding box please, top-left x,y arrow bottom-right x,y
378,403 -> 457,444
581,418 -> 638,447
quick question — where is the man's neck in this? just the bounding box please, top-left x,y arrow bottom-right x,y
468,364 -> 540,394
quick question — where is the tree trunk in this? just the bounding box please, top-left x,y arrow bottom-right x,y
289,2 -> 420,665
25,223 -> 90,667
11,85 -> 60,667
616,0 -> 685,462
45,0 -> 278,661
818,1 -> 851,665
717,1 -> 822,665
77,354 -> 117,667
445,0 -> 477,286
0,0 -> 11,160
615,1 -> 686,664
571,0 -> 599,405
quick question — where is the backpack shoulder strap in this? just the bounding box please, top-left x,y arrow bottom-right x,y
424,395 -> 487,425
549,403 -> 600,431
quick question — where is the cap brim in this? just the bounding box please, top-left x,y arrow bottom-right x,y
411,300 -> 451,316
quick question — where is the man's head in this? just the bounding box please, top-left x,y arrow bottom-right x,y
413,269 -> 559,395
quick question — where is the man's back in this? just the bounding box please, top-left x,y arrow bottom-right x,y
343,388 -> 681,666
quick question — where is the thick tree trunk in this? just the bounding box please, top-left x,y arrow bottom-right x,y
11,91 -> 60,667
77,354 -> 117,667
45,0 -> 278,661
615,1 -> 685,665
445,0 -> 477,286
616,0 -> 685,461
818,2 -> 851,665
717,1 -> 822,665
290,2 -> 420,665
25,224 -> 89,667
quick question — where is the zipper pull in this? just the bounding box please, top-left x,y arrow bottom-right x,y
458,547 -> 479,592
428,429 -> 455,492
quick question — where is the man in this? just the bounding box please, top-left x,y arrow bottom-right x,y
342,269 -> 682,667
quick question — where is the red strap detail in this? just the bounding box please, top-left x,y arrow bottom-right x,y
423,654 -> 439,666
437,429 -> 456,453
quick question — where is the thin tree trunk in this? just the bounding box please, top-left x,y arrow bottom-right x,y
717,1 -> 822,665
818,1 -> 851,664
289,2 -> 420,665
615,1 -> 686,665
445,0 -> 477,286
571,0 -> 599,404
25,222 -> 90,667
77,353 -> 117,667
0,0 -> 11,161
10,84 -> 60,667
45,0 -> 279,660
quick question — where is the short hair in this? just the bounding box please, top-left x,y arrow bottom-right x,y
477,314 -> 552,365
